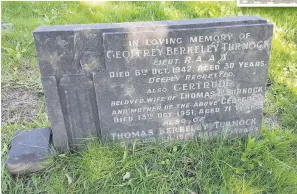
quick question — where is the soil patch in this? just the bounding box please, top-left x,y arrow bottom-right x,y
2,88 -> 41,123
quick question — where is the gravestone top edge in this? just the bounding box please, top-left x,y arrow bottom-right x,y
34,16 -> 268,33
102,23 -> 273,37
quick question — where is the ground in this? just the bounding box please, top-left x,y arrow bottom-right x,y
1,2 -> 297,194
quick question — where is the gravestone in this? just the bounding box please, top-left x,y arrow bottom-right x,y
239,0 -> 297,6
34,16 -> 273,152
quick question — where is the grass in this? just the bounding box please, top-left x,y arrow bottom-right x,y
1,1 -> 297,193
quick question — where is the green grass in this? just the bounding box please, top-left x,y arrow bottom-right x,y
1,1 -> 297,193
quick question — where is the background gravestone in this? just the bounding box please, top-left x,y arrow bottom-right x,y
34,16 -> 273,152
239,0 -> 297,5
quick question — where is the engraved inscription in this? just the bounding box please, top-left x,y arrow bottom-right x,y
94,24 -> 273,144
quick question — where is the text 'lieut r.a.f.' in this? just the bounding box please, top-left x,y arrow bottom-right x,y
34,16 -> 273,152
95,20 -> 272,144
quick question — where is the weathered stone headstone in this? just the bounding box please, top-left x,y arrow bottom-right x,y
34,16 -> 273,152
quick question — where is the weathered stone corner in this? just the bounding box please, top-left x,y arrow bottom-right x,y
6,128 -> 53,175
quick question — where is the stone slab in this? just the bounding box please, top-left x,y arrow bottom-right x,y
95,21 -> 273,144
33,16 -> 273,151
6,128 -> 53,175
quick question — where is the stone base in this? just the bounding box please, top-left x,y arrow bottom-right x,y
6,128 -> 53,175
1,23 -> 13,29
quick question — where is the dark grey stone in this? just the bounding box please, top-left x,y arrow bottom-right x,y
33,16 -> 273,152
6,128 -> 53,175
59,74 -> 100,150
41,76 -> 69,152
1,23 -> 13,29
